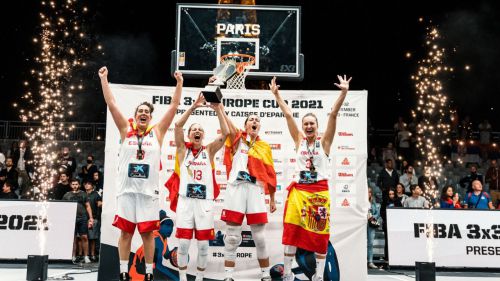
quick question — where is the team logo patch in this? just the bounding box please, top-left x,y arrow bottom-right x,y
128,163 -> 150,179
299,170 -> 318,184
236,171 -> 256,184
187,183 -> 207,199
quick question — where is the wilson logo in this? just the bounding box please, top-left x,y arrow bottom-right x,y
338,132 -> 353,136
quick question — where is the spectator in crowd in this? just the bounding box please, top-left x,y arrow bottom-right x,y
463,180 -> 494,210
396,126 -> 412,163
83,180 -> 102,262
395,183 -> 409,204
485,159 -> 500,207
92,171 -> 104,194
453,192 -> 462,208
79,155 -> 98,183
13,140 -> 34,197
0,182 -> 18,199
53,172 -> 71,200
393,116 -> 406,134
367,187 -> 381,270
399,160 -> 409,175
3,157 -> 19,192
404,185 -> 430,208
458,115 -> 473,141
382,142 -> 397,166
377,159 -> 399,195
7,141 -> 18,158
0,148 -> 5,170
57,147 -> 77,177
380,188 -> 402,264
399,165 -> 418,194
460,165 -> 483,193
418,167 -> 438,194
439,185 -> 461,208
63,179 -> 94,264
478,119 -> 492,162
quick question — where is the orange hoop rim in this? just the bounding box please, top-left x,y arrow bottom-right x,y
220,54 -> 255,74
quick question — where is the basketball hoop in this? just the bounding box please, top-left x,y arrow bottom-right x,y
220,54 -> 255,90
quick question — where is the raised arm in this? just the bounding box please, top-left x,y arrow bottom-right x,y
174,93 -> 206,153
157,71 -> 183,139
207,103 -> 230,159
98,67 -> 128,140
269,77 -> 302,148
321,75 -> 352,154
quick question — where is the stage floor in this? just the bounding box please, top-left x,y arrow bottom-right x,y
2,263 -> 499,281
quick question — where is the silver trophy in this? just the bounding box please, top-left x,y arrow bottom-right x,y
201,60 -> 237,103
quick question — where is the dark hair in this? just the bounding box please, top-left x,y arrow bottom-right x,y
3,181 -> 12,188
385,158 -> 393,164
87,154 -> 94,160
83,180 -> 94,186
243,114 -> 260,127
70,179 -> 80,184
396,183 -> 404,192
410,184 -> 419,193
135,102 -> 154,116
440,185 -> 453,201
59,171 -> 70,178
302,113 -> 318,126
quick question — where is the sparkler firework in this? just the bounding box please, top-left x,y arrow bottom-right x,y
18,0 -> 99,200
411,24 -> 452,201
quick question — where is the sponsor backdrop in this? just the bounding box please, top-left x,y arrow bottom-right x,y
98,85 -> 368,280
387,208 -> 500,268
0,200 -> 77,259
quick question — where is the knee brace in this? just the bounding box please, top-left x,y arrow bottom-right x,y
284,245 -> 297,256
177,238 -> 191,268
197,240 -> 209,269
250,224 -> 268,259
223,225 -> 242,262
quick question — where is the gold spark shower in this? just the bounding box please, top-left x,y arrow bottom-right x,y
18,0 -> 97,200
411,25 -> 452,201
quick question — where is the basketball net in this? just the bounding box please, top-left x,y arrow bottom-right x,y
220,54 -> 255,90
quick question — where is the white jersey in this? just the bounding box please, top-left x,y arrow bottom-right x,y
178,147 -> 215,200
295,138 -> 331,183
227,138 -> 261,187
116,129 -> 161,198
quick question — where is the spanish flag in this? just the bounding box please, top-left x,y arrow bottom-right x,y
165,143 -> 220,212
283,180 -> 330,254
223,130 -> 276,194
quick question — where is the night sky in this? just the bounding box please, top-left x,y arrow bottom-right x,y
1,0 -> 499,129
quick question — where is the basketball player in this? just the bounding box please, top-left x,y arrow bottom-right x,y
219,102 -> 277,281
98,66 -> 183,281
165,94 -> 229,281
270,75 -> 351,281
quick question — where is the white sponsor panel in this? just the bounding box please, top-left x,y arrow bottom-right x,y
334,169 -> 356,181
101,85 -> 368,280
387,208 -> 500,268
335,182 -> 356,195
335,155 -> 357,168
335,196 -> 357,208
0,201 -> 77,259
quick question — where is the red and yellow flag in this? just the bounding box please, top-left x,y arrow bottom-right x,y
283,180 -> 330,253
224,130 -> 276,194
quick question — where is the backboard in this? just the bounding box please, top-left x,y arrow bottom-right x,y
172,4 -> 303,80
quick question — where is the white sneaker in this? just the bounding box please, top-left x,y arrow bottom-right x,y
368,262 -> 379,269
282,272 -> 295,281
311,273 -> 323,281
195,276 -> 204,281
83,256 -> 91,264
